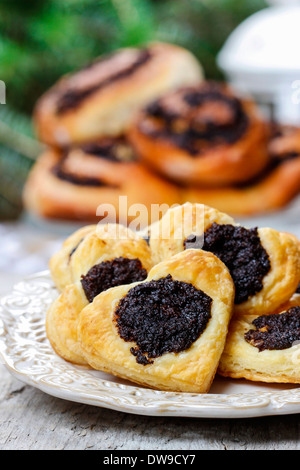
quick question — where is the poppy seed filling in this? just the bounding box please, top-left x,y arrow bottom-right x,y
143,87 -> 249,155
244,307 -> 300,351
53,159 -> 110,187
81,257 -> 147,303
114,274 -> 212,365
185,223 -> 271,304
56,48 -> 151,114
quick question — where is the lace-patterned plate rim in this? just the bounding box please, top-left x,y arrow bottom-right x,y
0,270 -> 300,419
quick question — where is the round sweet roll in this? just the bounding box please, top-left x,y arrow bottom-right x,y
183,124 -> 300,216
128,81 -> 269,186
23,136 -> 181,226
33,42 -> 203,146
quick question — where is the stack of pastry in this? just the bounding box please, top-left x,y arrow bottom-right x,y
23,42 -> 300,226
23,42 -> 203,226
46,203 -> 300,393
129,82 -> 300,216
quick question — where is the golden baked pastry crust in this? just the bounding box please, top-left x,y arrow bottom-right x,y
46,223 -> 153,364
218,294 -> 300,384
149,202 -> 235,265
183,124 -> 300,217
149,203 -> 300,316
46,281 -> 89,365
23,147 -> 181,226
183,156 -> 300,217
78,249 -> 235,393
49,224 -> 96,291
34,42 -> 203,147
69,223 -> 153,282
49,222 -> 152,291
128,81 -> 269,186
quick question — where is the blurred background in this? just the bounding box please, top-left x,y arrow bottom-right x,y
2,0 -> 300,292
0,0 -> 269,221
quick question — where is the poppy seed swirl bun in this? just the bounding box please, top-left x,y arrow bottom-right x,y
23,137 -> 181,226
128,81 -> 269,186
34,42 -> 203,147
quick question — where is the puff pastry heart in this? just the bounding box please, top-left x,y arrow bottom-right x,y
46,223 -> 153,364
78,249 -> 235,393
218,292 -> 300,384
149,203 -> 300,316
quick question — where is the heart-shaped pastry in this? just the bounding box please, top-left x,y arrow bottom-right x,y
218,291 -> 300,384
149,202 -> 300,316
78,249 -> 234,393
46,224 -> 153,365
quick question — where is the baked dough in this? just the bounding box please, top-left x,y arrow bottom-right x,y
149,202 -> 235,265
49,222 -> 151,290
46,281 -> 90,365
78,249 -> 235,393
183,155 -> 300,217
218,293 -> 300,384
23,143 -> 181,226
232,227 -> 300,316
49,224 -> 97,291
149,202 -> 300,315
183,124 -> 300,217
128,81 -> 269,186
34,42 -> 203,146
46,223 -> 153,364
69,223 -> 153,283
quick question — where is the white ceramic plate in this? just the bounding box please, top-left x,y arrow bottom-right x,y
1,271 -> 300,419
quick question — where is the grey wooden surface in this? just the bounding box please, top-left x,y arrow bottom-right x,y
1,219 -> 300,450
1,361 -> 300,450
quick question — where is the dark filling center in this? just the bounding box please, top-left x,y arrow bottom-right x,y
53,137 -> 135,186
114,274 -> 212,365
53,160 -> 109,187
56,48 -> 151,114
186,223 -> 271,305
183,234 -> 204,250
142,85 -> 249,155
81,257 -> 148,303
244,307 -> 300,351
80,137 -> 135,162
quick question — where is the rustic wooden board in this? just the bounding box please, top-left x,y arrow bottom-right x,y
1,364 -> 300,450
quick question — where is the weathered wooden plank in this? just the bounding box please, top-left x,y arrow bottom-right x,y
1,365 -> 300,450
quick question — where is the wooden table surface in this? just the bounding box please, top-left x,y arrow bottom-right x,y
1,218 -> 300,450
